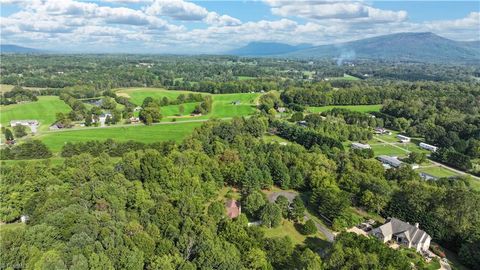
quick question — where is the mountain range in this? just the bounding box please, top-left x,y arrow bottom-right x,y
1,44 -> 41,53
228,32 -> 480,63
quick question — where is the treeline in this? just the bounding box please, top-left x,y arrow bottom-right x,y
270,120 -> 344,151
61,139 -> 175,158
378,96 -> 480,173
1,118 -> 479,269
0,140 -> 52,160
304,114 -> 372,142
0,86 -> 38,105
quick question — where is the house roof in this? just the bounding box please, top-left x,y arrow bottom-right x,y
377,155 -> 403,167
225,199 -> 241,219
375,218 -> 431,245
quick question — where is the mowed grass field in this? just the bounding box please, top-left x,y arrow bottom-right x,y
39,122 -> 202,152
307,104 -> 382,113
116,88 -> 260,119
116,88 -> 204,106
0,96 -> 71,131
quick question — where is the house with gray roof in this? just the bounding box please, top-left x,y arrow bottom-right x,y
370,217 -> 431,253
377,155 -> 403,168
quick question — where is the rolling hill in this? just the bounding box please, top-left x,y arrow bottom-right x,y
0,44 -> 41,53
227,42 -> 312,56
229,32 -> 480,63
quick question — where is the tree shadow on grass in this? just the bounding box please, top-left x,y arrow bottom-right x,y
304,236 -> 331,253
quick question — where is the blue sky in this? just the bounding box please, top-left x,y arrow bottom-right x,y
1,0 -> 479,53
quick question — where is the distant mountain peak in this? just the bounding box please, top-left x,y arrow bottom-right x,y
227,42 -> 312,56
1,44 -> 41,53
228,32 -> 480,63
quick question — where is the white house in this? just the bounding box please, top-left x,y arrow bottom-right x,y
397,135 -> 411,143
377,155 -> 403,168
419,142 -> 438,152
351,142 -> 371,150
370,218 -> 431,253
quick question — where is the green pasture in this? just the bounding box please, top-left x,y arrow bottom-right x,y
210,93 -> 260,118
38,122 -> 202,152
370,144 -> 409,157
0,96 -> 70,131
115,88 -> 204,106
161,102 -> 199,117
416,166 -> 460,178
307,104 -> 382,113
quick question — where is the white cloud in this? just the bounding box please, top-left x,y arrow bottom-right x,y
265,1 -> 407,23
145,0 -> 240,25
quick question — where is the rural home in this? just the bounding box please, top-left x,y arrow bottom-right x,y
277,107 -> 286,113
419,172 -> 438,181
351,142 -> 371,150
419,142 -> 438,152
225,199 -> 241,219
374,127 -> 391,135
10,119 -> 39,133
397,134 -> 411,143
129,117 -> 140,123
370,218 -> 431,253
377,155 -> 403,168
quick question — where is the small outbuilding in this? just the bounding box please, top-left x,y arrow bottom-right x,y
225,199 -> 241,219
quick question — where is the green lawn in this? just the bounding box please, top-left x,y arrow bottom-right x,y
116,88 -> 260,119
262,219 -> 327,247
416,166 -> 461,178
116,88 -> 202,106
307,104 -> 382,113
38,122 -> 202,152
161,102 -> 199,117
326,74 -> 361,81
0,96 -> 71,131
371,144 -> 409,157
263,134 -> 290,144
210,93 -> 260,118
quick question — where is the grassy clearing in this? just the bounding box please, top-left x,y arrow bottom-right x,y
371,144 -> 409,157
237,76 -> 256,81
210,93 -> 260,118
307,104 -> 382,113
115,88 -> 201,106
416,166 -> 460,178
327,74 -> 361,81
0,96 -> 70,131
263,134 -> 290,144
116,88 -> 260,119
262,219 -> 327,248
0,84 -> 14,93
38,122 -> 202,152
0,222 -> 25,232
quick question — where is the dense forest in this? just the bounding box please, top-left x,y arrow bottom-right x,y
1,118 -> 480,269
1,54 -> 480,269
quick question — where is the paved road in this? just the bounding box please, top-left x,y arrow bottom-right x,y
268,191 -> 335,243
374,136 -> 480,180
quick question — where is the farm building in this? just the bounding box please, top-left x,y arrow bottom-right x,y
374,127 -> 391,135
10,120 -> 39,133
351,142 -> 371,150
225,199 -> 241,219
419,142 -> 438,152
129,117 -> 140,123
370,218 -> 431,253
397,134 -> 411,143
377,155 -> 403,168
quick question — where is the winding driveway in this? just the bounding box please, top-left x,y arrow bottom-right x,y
267,191 -> 335,243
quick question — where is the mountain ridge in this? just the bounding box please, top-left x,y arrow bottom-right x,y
228,32 -> 480,63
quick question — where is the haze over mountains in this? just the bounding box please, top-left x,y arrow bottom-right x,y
228,32 -> 480,63
2,32 -> 479,63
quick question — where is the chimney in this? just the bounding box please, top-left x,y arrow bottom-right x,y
414,222 -> 419,228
